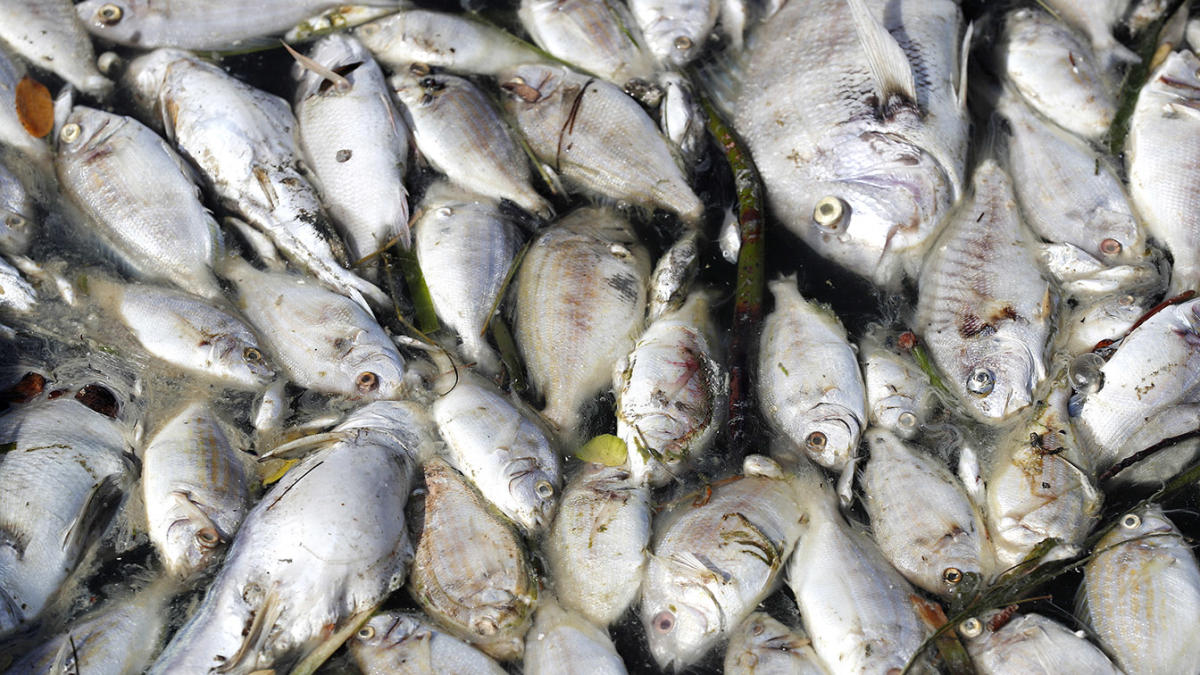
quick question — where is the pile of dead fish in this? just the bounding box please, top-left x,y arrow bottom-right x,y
1,0 -> 1200,673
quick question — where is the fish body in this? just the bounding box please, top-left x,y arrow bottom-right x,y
545,463 -> 651,627
1038,0 -> 1139,70
56,106 -> 223,300
0,399 -> 134,632
964,611 -> 1121,675
733,0 -> 968,289
413,183 -> 522,376
0,160 -> 34,256
858,328 -> 934,439
356,10 -> 550,77
148,402 -> 426,673
0,0 -> 110,96
514,208 -> 650,438
916,160 -> 1052,421
294,34 -> 410,258
724,612 -> 828,675
522,595 -> 627,675
758,278 -> 865,476
350,611 -> 508,675
641,455 -> 806,670
500,64 -> 703,222
520,0 -> 656,85
142,402 -> 250,578
0,258 -> 35,314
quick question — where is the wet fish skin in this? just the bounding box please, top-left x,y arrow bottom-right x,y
963,611 -> 1121,675
0,257 -> 35,314
0,0 -> 111,97
998,8 -> 1117,140
630,0 -> 718,67
544,463 -> 651,627
142,402 -> 250,579
862,429 -> 994,596
0,161 -> 34,256
223,256 -> 407,400
351,611 -> 508,675
1038,0 -> 1139,70
1074,297 -> 1200,468
294,34 -> 410,259
985,386 -> 1102,569
413,183 -> 523,376
1080,505 -> 1200,674
858,327 -> 934,439
916,160 -> 1052,422
148,402 -> 427,674
56,105 -> 224,301
1127,49 -> 1200,295
1060,288 -> 1155,357
723,612 -> 828,675
432,369 -> 561,534
733,0 -> 968,289
356,9 -> 550,77
758,277 -> 865,476
500,64 -> 704,223
0,399 -> 135,633
93,280 -> 274,390
522,595 -> 627,675
641,455 -> 807,670
520,0 -> 656,86
391,69 -> 552,219
514,208 -> 650,439
409,458 -> 537,662
76,0 -> 398,51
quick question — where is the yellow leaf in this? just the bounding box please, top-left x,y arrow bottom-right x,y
576,434 -> 627,466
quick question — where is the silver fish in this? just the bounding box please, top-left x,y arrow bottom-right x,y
630,0 -> 718,67
223,255 -> 407,400
862,429 -> 994,596
961,611 -> 1121,675
544,463 -> 651,627
615,290 -> 724,486
858,326 -> 935,439
391,68 -> 552,219
76,0 -> 399,51
142,402 -> 250,578
1127,49 -> 1200,295
998,8 -> 1117,140
408,458 -> 537,662
0,257 -> 35,314
432,369 -> 561,534
0,0 -> 111,96
350,611 -> 507,675
355,10 -> 550,77
1079,505 -> 1200,674
0,161 -> 34,256
125,49 -> 386,312
522,595 -> 627,675
413,182 -> 523,376
1060,288 -> 1156,358
641,455 -> 806,670
0,398 -> 135,632
56,106 -> 224,300
731,0 -> 968,289
647,230 -> 700,322
519,0 -> 656,86
148,401 -> 427,674
758,277 -> 865,479
294,34 -> 410,259
724,612 -> 829,675
500,64 -> 703,223
1038,0 -> 1140,70
91,280 -> 274,390
916,160 -> 1053,422
514,208 -> 650,439
985,386 -> 1102,569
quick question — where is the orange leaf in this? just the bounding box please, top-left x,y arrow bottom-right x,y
15,77 -> 52,138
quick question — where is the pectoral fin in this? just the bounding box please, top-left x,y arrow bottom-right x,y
845,0 -> 917,106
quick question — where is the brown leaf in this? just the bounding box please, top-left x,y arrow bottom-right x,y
15,76 -> 53,138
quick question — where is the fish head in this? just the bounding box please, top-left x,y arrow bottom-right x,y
795,403 -> 862,471
957,339 -> 1040,420
77,1 -> 162,48
642,585 -> 719,671
509,468 -> 559,533
56,106 -> 126,157
0,205 -> 32,257
210,334 -> 275,389
1090,208 -> 1146,265
339,335 -> 408,400
293,34 -> 371,101
123,49 -> 191,122
1102,505 -> 1180,549
161,504 -> 227,578
351,612 -> 423,651
642,20 -> 707,69
388,66 -> 460,112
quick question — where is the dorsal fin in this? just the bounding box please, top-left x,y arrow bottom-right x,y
845,0 -> 917,105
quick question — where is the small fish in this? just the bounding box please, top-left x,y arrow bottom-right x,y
961,611 -> 1121,675
519,0 -> 656,86
724,612 -> 828,675
0,0 -> 111,96
858,326 -> 935,439
630,0 -> 719,67
500,64 -> 703,223
391,68 -> 552,219
350,611 -> 508,675
544,463 -> 651,627
522,595 -> 627,675
356,10 -> 550,77
1037,0 -> 1140,71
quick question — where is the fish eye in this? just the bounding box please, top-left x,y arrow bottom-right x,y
534,480 -> 554,499
897,411 -> 918,429
805,431 -> 827,450
195,527 -> 221,548
356,371 -> 379,393
812,196 -> 846,230
98,3 -> 123,25
959,617 -> 983,638
75,384 -> 118,418
1099,238 -> 1122,257
1121,513 -> 1141,529
674,36 -> 693,51
966,367 -> 995,396
5,214 -> 25,228
472,617 -> 498,636
59,123 -> 81,144
750,620 -> 764,636
943,567 -> 963,585
356,625 -> 376,640
243,347 -> 262,363
652,610 -> 675,633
